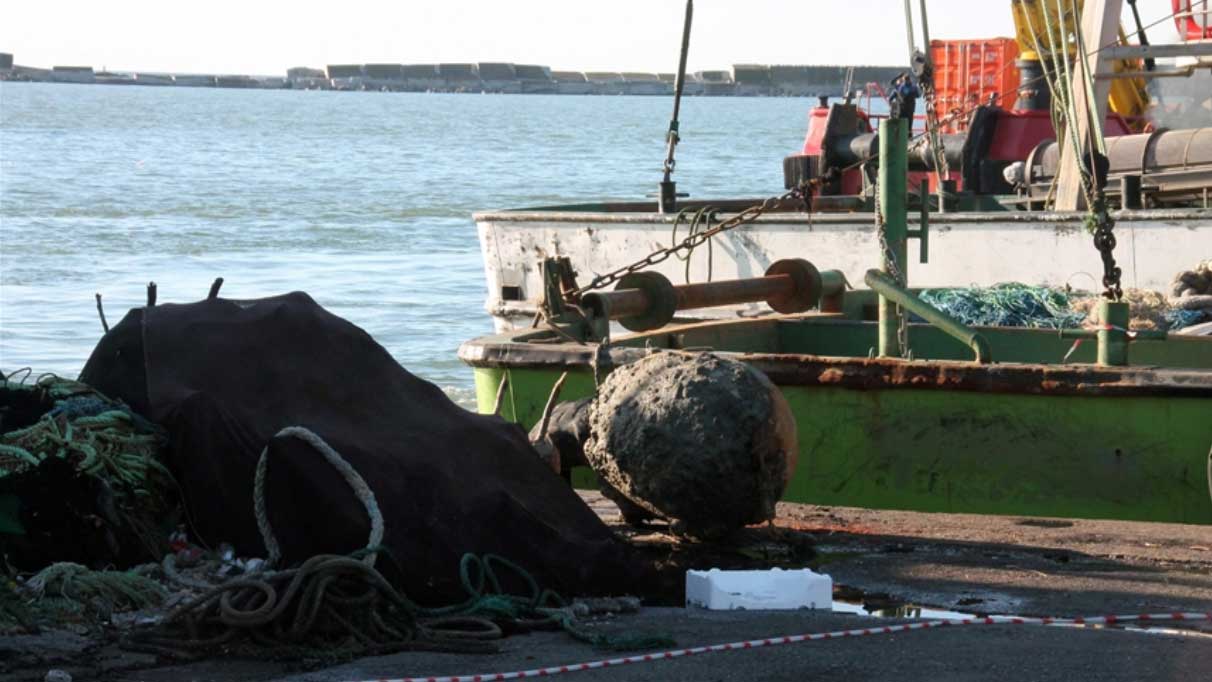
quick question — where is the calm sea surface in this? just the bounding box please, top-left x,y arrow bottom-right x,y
1,82 -> 824,405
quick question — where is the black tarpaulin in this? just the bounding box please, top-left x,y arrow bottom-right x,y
80,292 -> 636,601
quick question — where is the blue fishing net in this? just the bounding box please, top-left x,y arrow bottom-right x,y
1165,308 -> 1210,330
917,284 -> 1087,330
917,284 -> 1210,331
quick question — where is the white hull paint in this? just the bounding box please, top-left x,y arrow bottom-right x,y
475,207 -> 1212,332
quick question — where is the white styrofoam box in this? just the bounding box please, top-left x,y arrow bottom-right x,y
685,568 -> 833,611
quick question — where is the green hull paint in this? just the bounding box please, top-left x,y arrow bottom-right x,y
473,366 -> 1212,524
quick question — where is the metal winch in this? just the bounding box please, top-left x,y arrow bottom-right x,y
538,257 -> 847,341
582,259 -> 846,332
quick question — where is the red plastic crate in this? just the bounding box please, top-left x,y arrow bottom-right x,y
930,38 -> 1020,132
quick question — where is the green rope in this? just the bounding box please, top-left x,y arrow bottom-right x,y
671,206 -> 718,284
1,374 -> 174,560
23,562 -> 167,613
413,553 -> 674,652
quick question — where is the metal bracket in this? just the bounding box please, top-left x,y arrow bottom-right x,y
539,257 -> 601,342
907,178 -> 930,264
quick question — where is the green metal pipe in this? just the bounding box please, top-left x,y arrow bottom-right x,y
865,269 -> 992,364
1099,300 -> 1130,366
877,118 -> 910,358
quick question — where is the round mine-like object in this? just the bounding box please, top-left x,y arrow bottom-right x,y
585,352 -> 798,538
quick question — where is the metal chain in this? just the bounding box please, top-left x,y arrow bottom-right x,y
1087,201 -> 1123,300
567,181 -> 817,298
918,78 -> 949,180
873,171 -> 909,355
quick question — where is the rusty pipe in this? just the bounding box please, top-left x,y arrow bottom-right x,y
582,259 -> 836,332
674,274 -> 795,310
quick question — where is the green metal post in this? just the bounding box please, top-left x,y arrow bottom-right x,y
866,269 -> 991,363
1098,300 -> 1130,366
878,118 -> 910,358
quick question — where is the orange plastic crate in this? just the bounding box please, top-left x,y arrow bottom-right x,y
929,38 -> 1020,132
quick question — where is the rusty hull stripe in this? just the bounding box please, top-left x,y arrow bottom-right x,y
459,340 -> 1212,398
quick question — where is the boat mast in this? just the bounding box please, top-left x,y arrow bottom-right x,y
1054,0 -> 1122,211
659,0 -> 694,214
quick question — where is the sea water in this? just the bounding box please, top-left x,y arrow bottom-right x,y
1,82 -> 841,406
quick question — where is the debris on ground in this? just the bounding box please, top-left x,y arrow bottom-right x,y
585,352 -> 797,539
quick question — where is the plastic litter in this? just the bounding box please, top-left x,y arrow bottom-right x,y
685,568 -> 832,611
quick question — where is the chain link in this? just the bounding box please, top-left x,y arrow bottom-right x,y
918,80 -> 949,181
566,181 -> 817,298
1087,202 -> 1124,301
873,173 -> 909,356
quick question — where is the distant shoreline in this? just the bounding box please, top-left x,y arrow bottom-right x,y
0,60 -> 906,98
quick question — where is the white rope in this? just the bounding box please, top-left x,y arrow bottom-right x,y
1170,261 -> 1212,311
253,426 -> 384,569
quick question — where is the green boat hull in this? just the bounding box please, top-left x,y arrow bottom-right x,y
463,319 -> 1212,525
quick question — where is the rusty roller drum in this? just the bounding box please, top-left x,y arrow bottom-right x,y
596,258 -> 828,332
763,258 -> 822,314
584,351 -> 798,539
613,271 -> 679,333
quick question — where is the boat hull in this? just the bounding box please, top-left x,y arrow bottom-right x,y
475,206 -> 1212,331
462,346 -> 1212,525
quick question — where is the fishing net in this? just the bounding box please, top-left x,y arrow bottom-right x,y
919,282 -> 1212,332
917,283 -> 1086,329
22,562 -> 166,619
0,373 -> 175,569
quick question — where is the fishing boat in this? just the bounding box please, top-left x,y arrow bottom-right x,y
460,1 -> 1212,525
461,116 -> 1212,525
475,0 -> 1212,332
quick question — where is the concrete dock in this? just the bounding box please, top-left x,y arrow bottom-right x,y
4,493 -> 1209,681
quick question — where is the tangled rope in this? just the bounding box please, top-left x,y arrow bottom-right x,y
0,375 -> 165,486
918,284 -> 1086,330
126,427 -> 670,660
253,426 -> 384,570
23,562 -> 166,614
1,374 -> 174,560
1170,260 -> 1212,314
920,280 -> 1212,333
670,206 -> 718,284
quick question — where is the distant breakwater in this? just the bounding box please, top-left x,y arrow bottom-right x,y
0,57 -> 905,97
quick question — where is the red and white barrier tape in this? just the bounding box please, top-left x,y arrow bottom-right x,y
351,611 -> 1212,682
1061,324 -> 1141,362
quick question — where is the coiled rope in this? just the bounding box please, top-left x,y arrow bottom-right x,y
1170,260 -> 1212,314
670,206 -> 718,284
127,426 -> 670,659
253,426 -> 384,569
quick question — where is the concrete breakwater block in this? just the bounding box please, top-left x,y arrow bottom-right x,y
585,352 -> 797,538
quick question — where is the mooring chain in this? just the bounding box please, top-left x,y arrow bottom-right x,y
917,67 -> 949,181
1088,205 -> 1124,301
567,181 -> 817,298
873,172 -> 909,356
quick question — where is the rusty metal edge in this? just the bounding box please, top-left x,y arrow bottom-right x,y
473,205 -> 1212,226
458,338 -> 1212,399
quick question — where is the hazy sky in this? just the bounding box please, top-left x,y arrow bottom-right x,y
0,0 -> 1185,75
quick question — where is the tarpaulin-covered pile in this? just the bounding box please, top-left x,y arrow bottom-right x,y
78,292 -> 637,602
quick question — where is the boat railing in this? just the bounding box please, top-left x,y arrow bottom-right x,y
864,268 -> 992,364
